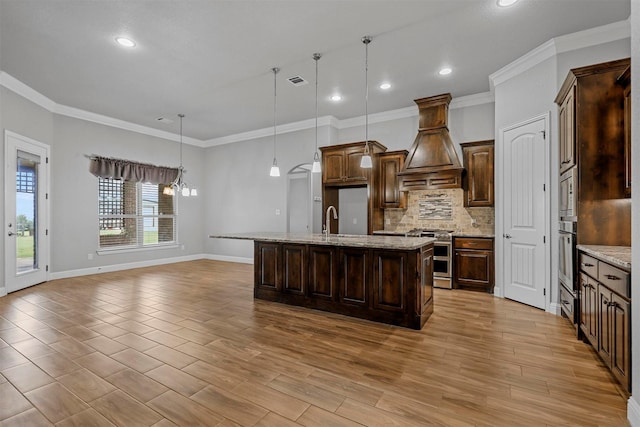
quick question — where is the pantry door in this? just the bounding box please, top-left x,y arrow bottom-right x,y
501,115 -> 549,310
4,131 -> 50,294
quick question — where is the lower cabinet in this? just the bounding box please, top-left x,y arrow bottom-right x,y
453,237 -> 494,292
254,241 -> 433,329
578,250 -> 631,393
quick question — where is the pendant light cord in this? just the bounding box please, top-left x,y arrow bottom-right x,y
178,113 -> 184,168
314,54 -> 319,153
272,67 -> 279,161
363,36 -> 371,155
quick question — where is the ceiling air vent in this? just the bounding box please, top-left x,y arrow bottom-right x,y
287,75 -> 308,87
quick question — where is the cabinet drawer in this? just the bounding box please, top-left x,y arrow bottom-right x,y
598,262 -> 630,299
454,238 -> 493,250
579,253 -> 598,278
559,285 -> 575,320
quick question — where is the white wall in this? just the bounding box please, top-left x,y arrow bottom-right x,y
0,87 -> 205,283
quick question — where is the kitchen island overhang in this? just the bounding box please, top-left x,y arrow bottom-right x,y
210,233 -> 435,330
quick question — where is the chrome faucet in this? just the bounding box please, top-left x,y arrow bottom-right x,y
325,205 -> 338,237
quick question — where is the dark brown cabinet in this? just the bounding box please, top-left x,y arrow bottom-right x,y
253,240 -> 433,329
461,140 -> 494,207
321,141 -> 387,235
558,86 -> 576,174
578,249 -> 631,393
378,150 -> 407,209
579,271 -> 598,347
556,58 -> 630,246
453,237 -> 494,293
618,66 -> 631,197
322,142 -> 385,185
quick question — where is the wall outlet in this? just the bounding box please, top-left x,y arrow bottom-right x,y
87,253 -> 93,260
181,245 -> 185,250
352,218 -> 357,224
275,209 -> 281,215
385,218 -> 391,225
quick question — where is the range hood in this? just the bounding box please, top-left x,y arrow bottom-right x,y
398,93 -> 464,191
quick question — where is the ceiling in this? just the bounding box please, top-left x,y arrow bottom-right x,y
0,0 -> 630,142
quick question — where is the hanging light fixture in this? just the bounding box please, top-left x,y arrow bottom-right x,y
360,36 -> 373,169
269,67 -> 281,177
164,114 -> 198,197
312,53 -> 322,173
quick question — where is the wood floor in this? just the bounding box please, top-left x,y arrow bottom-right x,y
0,260 -> 629,426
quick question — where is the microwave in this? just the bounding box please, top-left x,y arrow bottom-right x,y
560,167 -> 576,221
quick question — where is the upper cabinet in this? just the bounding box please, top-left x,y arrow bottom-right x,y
618,66 -> 631,198
321,141 -> 386,185
555,58 -> 630,246
461,140 -> 494,207
378,150 -> 408,209
558,86 -> 576,175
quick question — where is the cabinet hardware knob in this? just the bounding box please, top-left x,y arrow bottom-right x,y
605,274 -> 620,281
581,263 -> 594,267
561,299 -> 570,305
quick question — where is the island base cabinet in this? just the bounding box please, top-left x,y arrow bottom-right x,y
253,241 -> 433,330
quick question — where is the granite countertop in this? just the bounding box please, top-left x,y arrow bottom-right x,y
576,245 -> 631,270
210,232 -> 435,250
452,232 -> 495,238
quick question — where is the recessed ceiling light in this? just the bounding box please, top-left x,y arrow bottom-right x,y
497,0 -> 519,7
330,94 -> 342,102
379,83 -> 391,90
439,67 -> 452,76
115,37 -> 136,48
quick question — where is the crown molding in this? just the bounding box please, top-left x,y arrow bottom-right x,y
205,115 -> 338,147
338,105 -> 417,130
55,104 -> 206,147
450,91 -> 495,109
0,71 -> 206,147
490,18 -> 629,90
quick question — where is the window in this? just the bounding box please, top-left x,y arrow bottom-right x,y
98,178 -> 175,249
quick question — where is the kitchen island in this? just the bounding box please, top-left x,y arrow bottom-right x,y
209,232 -> 435,329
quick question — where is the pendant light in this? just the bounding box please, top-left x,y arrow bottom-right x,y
269,67 -> 281,177
360,36 -> 373,169
164,114 -> 198,197
311,53 -> 322,173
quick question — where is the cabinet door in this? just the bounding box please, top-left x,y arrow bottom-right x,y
323,150 -> 345,183
309,246 -> 336,300
418,249 -> 433,316
379,153 -> 406,208
255,242 -> 280,291
345,147 -> 367,181
463,144 -> 494,207
559,86 -> 575,174
597,285 -> 612,367
453,249 -> 493,290
610,292 -> 630,391
339,248 -> 368,306
283,244 -> 306,295
584,276 -> 599,347
579,272 -> 589,335
372,250 -> 407,312
624,84 -> 631,197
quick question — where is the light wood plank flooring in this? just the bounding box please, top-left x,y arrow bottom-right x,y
0,260 -> 629,426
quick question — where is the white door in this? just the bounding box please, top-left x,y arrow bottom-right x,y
287,165 -> 312,233
502,116 -> 548,309
4,131 -> 50,294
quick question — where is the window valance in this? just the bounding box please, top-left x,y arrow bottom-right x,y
89,156 -> 179,185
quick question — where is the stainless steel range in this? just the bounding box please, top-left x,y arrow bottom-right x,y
405,229 -> 454,289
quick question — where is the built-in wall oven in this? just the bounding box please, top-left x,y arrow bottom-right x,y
558,221 -> 577,326
406,229 -> 453,289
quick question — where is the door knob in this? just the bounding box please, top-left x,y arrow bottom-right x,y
503,234 -> 512,239
7,231 -> 14,236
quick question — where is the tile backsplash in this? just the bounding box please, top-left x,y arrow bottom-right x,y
384,189 -> 494,234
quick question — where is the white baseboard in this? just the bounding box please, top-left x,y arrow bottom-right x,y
48,253 -> 254,281
49,253 -> 208,280
0,286 -> 6,297
548,302 -> 562,315
628,396 -> 640,426
204,254 -> 254,264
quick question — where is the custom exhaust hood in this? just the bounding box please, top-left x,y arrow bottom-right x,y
398,93 -> 464,191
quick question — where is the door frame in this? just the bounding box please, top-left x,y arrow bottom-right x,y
2,130 -> 51,296
286,163 -> 313,233
496,112 -> 552,312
